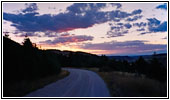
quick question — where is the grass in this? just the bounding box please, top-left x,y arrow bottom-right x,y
84,67 -> 167,97
99,71 -> 167,97
3,70 -> 70,97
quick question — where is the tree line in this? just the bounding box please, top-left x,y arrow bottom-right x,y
99,55 -> 167,82
3,36 -> 61,82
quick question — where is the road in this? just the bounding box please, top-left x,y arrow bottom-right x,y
25,68 -> 110,97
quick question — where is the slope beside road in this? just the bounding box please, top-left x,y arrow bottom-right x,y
25,68 -> 110,97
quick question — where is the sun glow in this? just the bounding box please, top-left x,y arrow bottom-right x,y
37,43 -> 114,55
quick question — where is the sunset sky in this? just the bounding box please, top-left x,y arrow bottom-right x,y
3,2 -> 167,55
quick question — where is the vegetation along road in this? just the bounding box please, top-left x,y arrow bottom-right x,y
25,68 -> 110,97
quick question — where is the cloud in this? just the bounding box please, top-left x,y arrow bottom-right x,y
156,3 -> 167,10
3,3 -> 143,37
116,23 -> 123,25
131,9 -> 142,15
40,35 -> 94,44
147,18 -> 161,25
126,15 -> 143,22
110,26 -> 123,30
136,28 -> 145,31
80,40 -> 166,54
107,23 -> 131,37
106,9 -> 143,38
124,23 -> 132,29
22,3 -> 38,13
148,21 -> 167,32
19,32 -> 40,37
67,3 -> 106,13
67,3 -> 122,13
107,30 -> 128,37
145,18 -> 167,33
112,3 -> 122,9
60,33 -> 70,37
133,22 -> 147,27
140,32 -> 151,35
133,18 -> 167,35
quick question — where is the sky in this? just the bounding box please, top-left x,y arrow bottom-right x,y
3,2 -> 168,56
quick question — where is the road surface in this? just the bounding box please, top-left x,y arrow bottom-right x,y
25,68 -> 110,97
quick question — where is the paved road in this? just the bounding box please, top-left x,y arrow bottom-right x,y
25,68 -> 110,97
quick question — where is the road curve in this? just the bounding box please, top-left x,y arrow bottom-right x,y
25,68 -> 110,97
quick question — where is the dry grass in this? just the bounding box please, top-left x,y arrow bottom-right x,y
3,70 -> 70,97
83,67 -> 167,97
98,71 -> 167,97
82,67 -> 100,72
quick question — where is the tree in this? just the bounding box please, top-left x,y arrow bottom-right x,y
122,60 -> 131,72
149,57 -> 166,81
153,51 -> 157,56
99,55 -> 110,71
23,35 -> 33,48
4,32 -> 10,38
135,56 -> 149,75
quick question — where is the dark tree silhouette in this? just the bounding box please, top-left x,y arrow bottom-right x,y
153,51 -> 157,56
4,32 -> 10,38
99,55 -> 110,71
149,57 -> 167,81
134,56 -> 148,75
23,35 -> 33,48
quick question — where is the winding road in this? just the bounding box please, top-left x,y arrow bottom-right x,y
25,68 -> 110,97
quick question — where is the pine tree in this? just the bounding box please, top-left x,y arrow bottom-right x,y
135,56 -> 148,75
23,35 -> 33,48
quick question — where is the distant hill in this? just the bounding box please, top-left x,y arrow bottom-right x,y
108,56 -> 137,62
45,49 -> 101,68
108,53 -> 167,68
46,49 -> 98,57
108,53 -> 167,61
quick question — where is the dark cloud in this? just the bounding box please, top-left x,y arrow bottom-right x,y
124,23 -> 132,29
19,32 -> 42,37
80,40 -> 166,54
147,18 -> 161,26
107,30 -> 128,37
147,18 -> 167,33
126,15 -> 143,22
136,28 -> 145,31
60,33 -> 70,37
44,31 -> 58,37
117,23 -> 123,25
67,3 -> 122,13
22,3 -> 38,13
112,3 -> 122,9
156,3 -> 167,10
148,21 -> 167,32
19,32 -> 35,37
131,9 -> 142,15
140,32 -> 151,35
67,3 -> 106,13
135,18 -> 167,35
3,3 -> 143,37
111,26 -> 123,30
40,35 -> 94,44
107,23 -> 131,37
133,22 -> 147,27
113,11 -> 143,36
